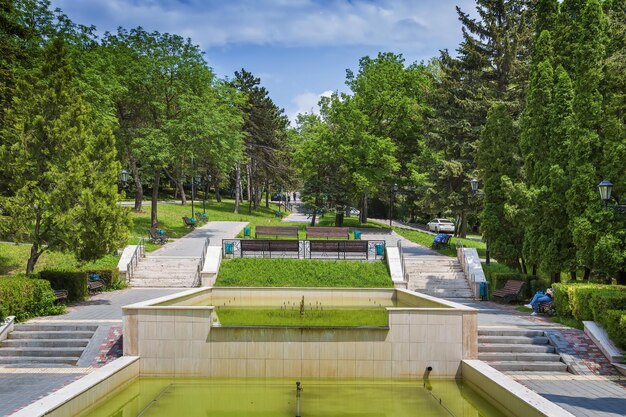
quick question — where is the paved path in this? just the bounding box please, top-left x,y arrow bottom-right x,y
152,221 -> 248,256
281,201 -> 311,223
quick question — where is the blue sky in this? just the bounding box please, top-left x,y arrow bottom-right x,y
50,0 -> 475,123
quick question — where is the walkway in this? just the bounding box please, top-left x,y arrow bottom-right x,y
153,221 -> 248,256
1,289 -> 183,416
281,201 -> 310,223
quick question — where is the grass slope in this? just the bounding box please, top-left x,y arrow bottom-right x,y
216,258 -> 392,287
393,227 -> 486,257
216,307 -> 388,327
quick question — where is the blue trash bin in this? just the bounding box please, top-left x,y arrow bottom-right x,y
480,282 -> 489,300
157,229 -> 165,236
375,243 -> 384,256
225,242 -> 234,255
354,230 -> 361,240
244,227 -> 251,238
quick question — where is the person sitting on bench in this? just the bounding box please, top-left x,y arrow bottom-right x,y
525,288 -> 553,316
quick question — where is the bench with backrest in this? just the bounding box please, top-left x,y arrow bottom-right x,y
306,227 -> 350,240
492,279 -> 525,303
255,226 -> 299,239
539,300 -> 555,315
87,278 -> 104,294
240,239 -> 300,257
53,289 -> 68,303
147,227 -> 168,245
309,240 -> 368,259
182,216 -> 196,229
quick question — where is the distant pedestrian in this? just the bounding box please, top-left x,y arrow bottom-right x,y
293,192 -> 297,201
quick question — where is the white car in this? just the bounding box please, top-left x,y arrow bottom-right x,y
427,218 -> 455,234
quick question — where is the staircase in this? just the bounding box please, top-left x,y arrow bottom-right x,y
129,255 -> 199,287
404,255 -> 473,299
0,323 -> 97,366
478,328 -> 568,373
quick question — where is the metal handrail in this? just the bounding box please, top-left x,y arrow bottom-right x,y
193,237 -> 211,287
127,238 -> 145,284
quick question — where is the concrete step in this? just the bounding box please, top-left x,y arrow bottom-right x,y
130,279 -> 197,287
0,356 -> 80,365
412,281 -> 471,289
478,343 -> 555,353
479,352 -> 561,362
478,328 -> 545,337
9,331 -> 95,340
488,361 -> 568,372
13,324 -> 98,332
0,347 -> 84,357
479,335 -> 550,345
1,339 -> 91,348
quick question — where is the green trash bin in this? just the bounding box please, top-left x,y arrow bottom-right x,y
375,243 -> 384,256
225,242 -> 234,255
244,227 -> 251,238
354,230 -> 361,240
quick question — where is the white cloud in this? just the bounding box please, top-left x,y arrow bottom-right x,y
288,90 -> 333,123
51,0 -> 474,50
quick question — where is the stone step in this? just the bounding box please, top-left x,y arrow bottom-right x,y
488,361 -> 568,372
478,328 -> 545,337
1,339 -> 91,348
130,279 -> 197,288
0,356 -> 80,365
412,282 -> 471,289
9,331 -> 95,340
13,324 -> 98,332
0,347 -> 84,357
479,335 -> 550,345
478,343 -> 555,353
479,352 -> 561,362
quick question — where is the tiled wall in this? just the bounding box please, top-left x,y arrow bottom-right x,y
124,289 -> 477,379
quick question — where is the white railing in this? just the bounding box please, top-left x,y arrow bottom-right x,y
193,237 -> 211,287
456,241 -> 487,299
127,238 -> 145,284
397,239 -> 408,282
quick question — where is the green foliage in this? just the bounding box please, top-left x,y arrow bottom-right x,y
552,283 -> 626,324
603,310 -> 626,348
216,259 -> 392,288
39,270 -> 88,302
216,308 -> 388,327
0,276 -> 64,322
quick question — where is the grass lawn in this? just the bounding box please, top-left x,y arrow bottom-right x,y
216,258 -> 393,287
216,307 -> 388,327
393,227 -> 486,257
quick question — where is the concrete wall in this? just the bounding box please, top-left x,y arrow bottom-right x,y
123,288 -> 477,379
458,247 -> 487,298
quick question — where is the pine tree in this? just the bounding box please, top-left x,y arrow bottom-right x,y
0,36 -> 129,273
478,103 -> 523,269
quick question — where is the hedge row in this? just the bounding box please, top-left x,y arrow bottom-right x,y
485,270 -> 550,299
0,276 -> 64,322
553,283 -> 626,348
38,269 -> 123,303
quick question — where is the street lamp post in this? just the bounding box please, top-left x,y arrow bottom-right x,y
598,180 -> 626,213
389,183 -> 398,228
470,178 -> 490,265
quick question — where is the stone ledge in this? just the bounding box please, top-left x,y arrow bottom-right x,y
583,320 -> 624,363
0,316 -> 15,342
462,359 -> 575,417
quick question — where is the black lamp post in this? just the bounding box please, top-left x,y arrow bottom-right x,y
389,183 -> 398,228
119,169 -> 129,184
470,178 -> 490,265
598,180 -> 626,213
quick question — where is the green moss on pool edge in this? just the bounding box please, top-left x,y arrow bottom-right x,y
215,307 -> 389,327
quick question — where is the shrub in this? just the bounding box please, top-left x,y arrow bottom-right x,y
39,270 -> 88,302
552,283 -> 626,322
0,276 -> 64,321
603,310 -> 626,349
86,269 -> 124,290
590,291 -> 626,323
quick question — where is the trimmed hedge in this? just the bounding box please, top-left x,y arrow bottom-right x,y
553,283 -> 626,348
39,270 -> 88,302
488,272 -> 549,299
0,276 -> 64,322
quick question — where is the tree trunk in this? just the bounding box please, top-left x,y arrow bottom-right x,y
234,162 -> 241,213
151,169 -> 160,227
265,180 -> 269,208
458,212 -> 468,238
178,181 -> 186,205
616,270 -> 626,285
570,270 -> 577,281
26,212 -> 42,274
583,267 -> 591,281
359,191 -> 368,224
335,210 -> 344,227
214,182 -> 221,202
532,265 -> 537,276
551,272 -> 561,284
130,156 -> 143,213
310,197 -> 319,226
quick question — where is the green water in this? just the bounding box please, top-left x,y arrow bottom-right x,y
78,378 -> 506,417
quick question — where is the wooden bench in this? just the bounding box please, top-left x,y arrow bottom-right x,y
431,233 -> 451,249
240,239 -> 300,257
255,226 -> 299,239
309,240 -> 368,259
88,280 -> 104,294
182,216 -> 196,229
492,280 -> 525,303
53,289 -> 68,303
306,227 -> 350,240
147,227 -> 168,245
539,301 -> 555,315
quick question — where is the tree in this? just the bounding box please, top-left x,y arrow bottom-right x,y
0,36 -> 129,273
478,103 -> 523,269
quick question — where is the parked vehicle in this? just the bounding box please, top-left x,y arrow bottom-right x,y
349,207 -> 360,215
270,193 -> 283,202
427,218 -> 455,234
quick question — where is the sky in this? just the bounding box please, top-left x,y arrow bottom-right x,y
50,0 -> 475,123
